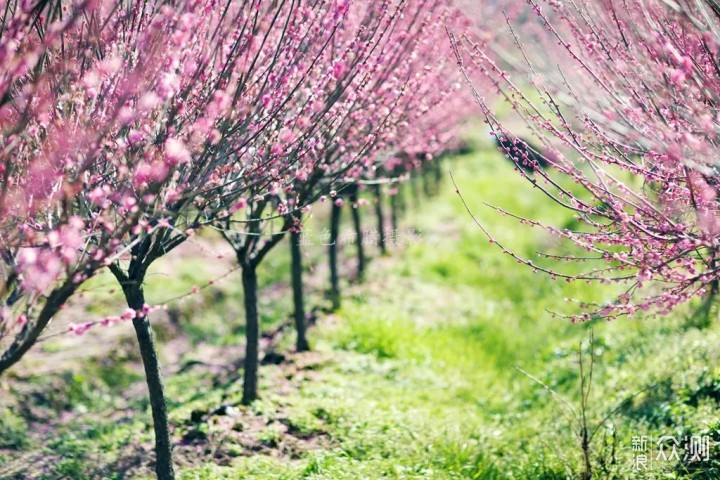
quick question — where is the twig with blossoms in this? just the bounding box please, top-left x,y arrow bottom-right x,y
453,0 -> 720,321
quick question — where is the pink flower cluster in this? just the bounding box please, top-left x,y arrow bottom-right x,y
458,0 -> 720,319
0,0 -> 473,367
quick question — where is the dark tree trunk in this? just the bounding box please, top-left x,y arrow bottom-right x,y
241,264 -> 260,405
433,158 -> 443,191
690,277 -> 718,328
329,201 -> 342,310
0,283 -> 75,376
390,189 -> 399,234
125,286 -> 175,480
396,182 -> 407,217
290,230 -> 310,352
373,184 -> 387,255
349,192 -> 366,281
411,170 -> 422,206
421,164 -> 432,197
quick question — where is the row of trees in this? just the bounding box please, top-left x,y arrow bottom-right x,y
455,0 -> 720,321
0,0 -> 471,478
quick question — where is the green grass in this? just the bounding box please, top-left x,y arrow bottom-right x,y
3,142 -> 720,479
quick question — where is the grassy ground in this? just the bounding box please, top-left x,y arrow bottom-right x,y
2,139 -> 720,479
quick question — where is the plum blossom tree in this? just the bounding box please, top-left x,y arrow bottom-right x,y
1,1 -> 231,477
0,3 -> 216,474
0,0 -> 91,372
0,0 -> 182,374
217,0 -> 416,403
2,0 -> 473,477
455,0 -> 720,321
77,1 -> 371,476
218,0 -> 474,405
2,0 -> 331,477
287,0 -> 474,350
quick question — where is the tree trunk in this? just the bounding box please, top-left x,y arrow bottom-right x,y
0,283 -> 75,376
395,182 -> 407,216
373,184 -> 387,255
241,264 -> 260,405
421,164 -> 432,197
390,189 -> 399,234
329,201 -> 342,310
290,230 -> 310,352
125,286 -> 175,480
433,158 -> 443,191
398,182 -> 407,215
349,192 -> 366,281
411,170 -> 422,206
581,430 -> 592,480
690,278 -> 718,328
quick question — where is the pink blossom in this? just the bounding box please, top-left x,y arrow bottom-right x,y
668,68 -> 686,85
164,138 -> 191,166
332,61 -> 347,80
68,322 -> 94,336
229,198 -> 248,214
139,92 -> 162,111
270,143 -> 284,156
101,316 -> 120,327
88,187 -> 109,206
